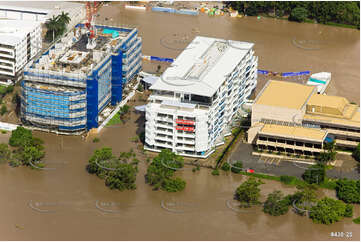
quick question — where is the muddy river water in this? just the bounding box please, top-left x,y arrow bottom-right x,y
0,2 -> 360,240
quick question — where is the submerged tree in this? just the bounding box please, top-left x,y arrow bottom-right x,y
235,177 -> 264,206
145,149 -> 186,192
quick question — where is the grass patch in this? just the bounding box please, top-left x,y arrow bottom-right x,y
319,178 -> 338,190
353,217 -> 360,224
211,169 -> 220,176
106,112 -> 121,126
0,86 -> 7,93
240,171 -> 281,181
93,137 -> 100,143
325,22 -> 358,29
280,175 -> 305,186
236,171 -> 336,191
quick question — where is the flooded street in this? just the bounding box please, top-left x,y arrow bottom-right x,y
0,2 -> 360,240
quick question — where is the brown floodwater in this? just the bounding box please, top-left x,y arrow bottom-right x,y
99,1 -> 360,103
0,93 -> 359,241
0,2 -> 360,240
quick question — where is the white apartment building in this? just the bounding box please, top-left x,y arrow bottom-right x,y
0,1 -> 85,29
0,19 -> 42,83
145,36 -> 258,158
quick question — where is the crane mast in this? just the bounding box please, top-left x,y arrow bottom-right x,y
86,1 -> 98,49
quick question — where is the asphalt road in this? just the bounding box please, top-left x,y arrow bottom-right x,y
229,141 -> 360,180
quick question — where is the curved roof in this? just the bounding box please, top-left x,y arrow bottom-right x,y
150,36 -> 254,97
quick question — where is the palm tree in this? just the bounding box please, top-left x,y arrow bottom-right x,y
45,16 -> 59,42
58,11 -> 71,25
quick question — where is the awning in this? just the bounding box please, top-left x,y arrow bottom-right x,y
142,75 -> 158,85
134,105 -> 146,112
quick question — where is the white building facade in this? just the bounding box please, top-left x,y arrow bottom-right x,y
0,20 -> 42,83
145,36 -> 258,158
0,1 -> 85,29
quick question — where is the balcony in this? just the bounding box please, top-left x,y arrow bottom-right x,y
256,140 -> 323,153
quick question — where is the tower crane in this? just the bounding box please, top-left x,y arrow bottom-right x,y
86,1 -> 98,49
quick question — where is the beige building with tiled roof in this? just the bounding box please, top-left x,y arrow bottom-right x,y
248,80 -> 360,157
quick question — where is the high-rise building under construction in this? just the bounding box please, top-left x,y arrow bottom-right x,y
21,24 -> 142,134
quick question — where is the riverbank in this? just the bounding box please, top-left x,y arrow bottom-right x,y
257,13 -> 359,30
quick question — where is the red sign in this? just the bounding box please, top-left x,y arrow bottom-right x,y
176,119 -> 195,125
176,126 -> 195,132
247,169 -> 254,173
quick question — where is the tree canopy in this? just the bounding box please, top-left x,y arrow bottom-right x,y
225,1 -> 360,27
263,190 -> 290,216
309,197 -> 351,225
87,147 -> 138,191
289,7 -> 308,22
8,127 -> 45,168
145,149 -> 186,192
336,179 -> 360,203
235,177 -> 264,206
302,164 -> 326,184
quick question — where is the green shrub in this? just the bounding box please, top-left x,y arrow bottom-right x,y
335,179 -> 360,203
137,84 -> 144,92
221,162 -> 230,171
119,105 -> 130,115
0,104 -> 7,115
263,190 -> 290,216
353,217 -> 360,224
344,204 -> 353,217
231,161 -> 243,174
289,7 -> 308,22
302,164 -> 326,184
9,159 -> 22,167
104,164 -> 137,191
162,177 -> 186,192
92,137 -> 100,143
316,151 -> 336,163
240,171 -> 280,181
235,177 -> 264,206
6,85 -> 14,93
145,149 -> 186,192
0,143 -> 11,163
319,178 -> 338,190
9,127 -> 33,147
211,169 -> 220,176
309,197 -> 348,225
280,175 -> 297,185
87,147 -> 138,191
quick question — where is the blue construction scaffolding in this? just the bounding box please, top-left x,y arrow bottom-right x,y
21,24 -> 142,134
